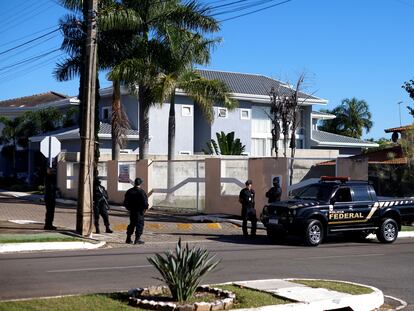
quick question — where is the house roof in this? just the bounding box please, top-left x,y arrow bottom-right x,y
29,123 -> 139,142
311,110 -> 336,120
384,125 -> 414,133
0,92 -> 69,108
197,69 -> 326,103
311,130 -> 379,148
316,145 -> 407,166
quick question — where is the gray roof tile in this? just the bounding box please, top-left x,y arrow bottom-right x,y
197,69 -> 323,101
312,130 -> 377,146
98,122 -> 139,136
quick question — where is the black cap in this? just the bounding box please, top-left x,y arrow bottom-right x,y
134,177 -> 143,186
245,179 -> 252,185
273,177 -> 279,183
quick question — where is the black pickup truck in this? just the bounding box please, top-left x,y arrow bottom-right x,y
260,176 -> 414,246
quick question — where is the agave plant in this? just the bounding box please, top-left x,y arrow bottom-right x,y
147,239 -> 220,302
203,131 -> 246,155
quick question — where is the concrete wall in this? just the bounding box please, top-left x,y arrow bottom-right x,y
210,101 -> 252,154
148,95 -> 194,155
204,157 -> 289,216
193,104 -> 211,153
336,157 -> 368,180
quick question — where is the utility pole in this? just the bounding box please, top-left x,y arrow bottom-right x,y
397,101 -> 403,126
76,0 -> 98,236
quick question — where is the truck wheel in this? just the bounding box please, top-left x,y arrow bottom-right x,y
376,218 -> 398,243
304,219 -> 323,246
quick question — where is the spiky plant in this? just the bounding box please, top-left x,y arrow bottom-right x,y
147,239 -> 220,302
203,131 -> 246,155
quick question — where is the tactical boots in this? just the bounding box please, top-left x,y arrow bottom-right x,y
126,235 -> 132,244
105,226 -> 113,233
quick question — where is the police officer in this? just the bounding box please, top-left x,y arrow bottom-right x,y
93,178 -> 113,234
239,179 -> 257,237
124,177 -> 148,244
266,177 -> 282,203
44,167 -> 57,230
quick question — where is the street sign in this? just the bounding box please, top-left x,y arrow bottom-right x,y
40,136 -> 61,167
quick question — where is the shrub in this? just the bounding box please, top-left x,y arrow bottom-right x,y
148,239 -> 220,302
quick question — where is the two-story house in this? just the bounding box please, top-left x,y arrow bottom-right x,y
0,69 -> 378,180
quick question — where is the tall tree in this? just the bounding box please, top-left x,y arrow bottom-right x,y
101,0 -> 219,159
318,98 -> 373,139
55,0 -> 131,161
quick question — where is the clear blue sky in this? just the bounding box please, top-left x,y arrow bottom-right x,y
0,0 -> 413,139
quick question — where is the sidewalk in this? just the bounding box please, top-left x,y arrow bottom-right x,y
231,279 -> 385,311
2,188 -> 414,253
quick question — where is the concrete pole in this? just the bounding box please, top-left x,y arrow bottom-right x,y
76,0 -> 98,236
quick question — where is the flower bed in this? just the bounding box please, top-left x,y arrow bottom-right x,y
128,285 -> 236,311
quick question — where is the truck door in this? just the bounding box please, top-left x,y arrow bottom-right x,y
329,187 -> 356,228
351,185 -> 377,226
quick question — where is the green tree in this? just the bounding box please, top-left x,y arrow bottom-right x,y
101,0 -> 219,159
55,0 -> 132,162
319,98 -> 373,139
0,108 -> 64,176
0,116 -> 24,176
203,131 -> 245,155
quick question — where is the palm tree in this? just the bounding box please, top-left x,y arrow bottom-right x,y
101,0 -> 220,159
319,98 -> 373,139
55,0 -> 132,161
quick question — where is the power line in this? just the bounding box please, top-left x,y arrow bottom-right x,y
0,2 -> 56,35
218,0 -> 292,22
0,48 -> 61,73
0,53 -> 63,84
0,25 -> 58,49
0,28 -> 60,56
2,33 -> 60,61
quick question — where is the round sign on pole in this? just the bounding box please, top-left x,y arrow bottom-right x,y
40,136 -> 61,167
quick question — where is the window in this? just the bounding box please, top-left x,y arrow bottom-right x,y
240,109 -> 250,120
102,107 -> 110,122
217,107 -> 228,118
352,186 -> 372,201
333,188 -> 352,203
181,105 -> 192,117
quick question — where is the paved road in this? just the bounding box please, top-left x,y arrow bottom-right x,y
1,235 -> 414,308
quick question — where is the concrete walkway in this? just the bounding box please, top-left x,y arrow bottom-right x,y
231,279 -> 384,311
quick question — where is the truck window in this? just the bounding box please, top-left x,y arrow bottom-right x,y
352,186 -> 372,201
333,187 -> 352,203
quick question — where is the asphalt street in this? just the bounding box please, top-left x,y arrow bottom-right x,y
1,235 -> 414,309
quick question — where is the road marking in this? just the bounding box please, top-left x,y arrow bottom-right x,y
207,223 -> 222,229
296,253 -> 384,260
47,264 -> 153,273
177,223 -> 192,230
147,223 -> 162,230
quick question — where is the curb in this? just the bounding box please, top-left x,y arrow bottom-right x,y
0,241 -> 106,254
229,278 -> 383,311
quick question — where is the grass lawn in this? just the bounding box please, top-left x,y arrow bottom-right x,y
401,226 -> 414,232
0,233 -> 82,244
0,285 -> 290,311
216,284 -> 290,308
290,279 -> 373,295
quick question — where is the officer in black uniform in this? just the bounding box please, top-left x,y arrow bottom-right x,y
93,178 -> 113,234
266,177 -> 282,203
44,167 -> 57,230
239,179 -> 257,237
124,177 -> 148,244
